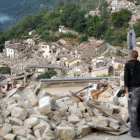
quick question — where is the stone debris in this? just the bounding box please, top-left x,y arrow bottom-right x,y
0,79 -> 129,140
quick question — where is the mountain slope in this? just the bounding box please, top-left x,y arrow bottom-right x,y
0,0 -> 73,30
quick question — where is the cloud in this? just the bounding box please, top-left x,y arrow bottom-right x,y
0,13 -> 13,23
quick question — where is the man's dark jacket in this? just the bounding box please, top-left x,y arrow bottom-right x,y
124,60 -> 140,87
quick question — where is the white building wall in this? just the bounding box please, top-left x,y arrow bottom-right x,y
41,45 -> 51,58
6,48 -> 14,58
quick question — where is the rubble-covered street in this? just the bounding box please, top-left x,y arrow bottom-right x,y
0,78 -> 131,140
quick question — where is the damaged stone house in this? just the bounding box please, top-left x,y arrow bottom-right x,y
39,43 -> 58,59
25,62 -> 62,77
75,40 -> 107,59
5,40 -> 27,58
67,61 -> 89,77
65,57 -> 83,68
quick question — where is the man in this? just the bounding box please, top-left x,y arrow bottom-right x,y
124,50 -> 140,138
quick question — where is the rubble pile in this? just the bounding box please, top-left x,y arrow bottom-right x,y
110,0 -> 137,12
109,0 -> 140,26
0,79 -> 129,140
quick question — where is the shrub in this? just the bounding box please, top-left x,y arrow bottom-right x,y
0,67 -> 11,74
78,35 -> 88,43
36,70 -> 57,80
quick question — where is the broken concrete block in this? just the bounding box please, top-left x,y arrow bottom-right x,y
56,107 -> 67,117
121,114 -> 128,122
37,137 -> 55,140
25,88 -> 38,106
77,125 -> 92,137
2,110 -> 10,118
12,126 -> 32,137
109,96 -> 119,106
78,102 -> 86,113
0,118 -> 4,124
33,119 -> 50,132
9,117 -> 23,126
47,112 -> 54,119
4,133 -> 16,140
30,115 -> 48,122
7,99 -> 16,105
11,107 -> 27,120
83,113 -> 90,118
6,88 -> 18,98
26,109 -> 41,117
24,117 -> 39,128
16,136 -> 27,140
69,107 -> 83,118
0,124 -> 12,138
43,126 -> 55,138
98,116 -> 119,124
7,103 -> 19,113
91,117 -> 108,127
55,126 -> 75,140
34,128 -> 45,138
39,97 -> 52,115
50,121 -> 56,130
27,134 -> 36,140
118,96 -> 128,108
51,112 -> 61,124
68,114 -> 80,124
109,122 -> 120,130
12,94 -> 22,102
56,99 -> 68,110
76,119 -> 86,126
24,100 -> 33,109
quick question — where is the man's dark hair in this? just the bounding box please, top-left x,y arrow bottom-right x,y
131,50 -> 138,59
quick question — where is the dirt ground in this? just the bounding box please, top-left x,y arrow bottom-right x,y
76,132 -> 139,140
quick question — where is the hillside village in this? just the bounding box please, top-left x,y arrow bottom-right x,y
0,27 -> 126,85
1,0 -> 140,139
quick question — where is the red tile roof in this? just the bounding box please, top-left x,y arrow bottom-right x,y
76,40 -> 105,51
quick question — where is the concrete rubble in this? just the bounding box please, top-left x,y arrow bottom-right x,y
0,79 -> 129,140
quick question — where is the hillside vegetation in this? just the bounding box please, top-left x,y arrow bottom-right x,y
1,1 -> 140,52
0,0 -> 73,30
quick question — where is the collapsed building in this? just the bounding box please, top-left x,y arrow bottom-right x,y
0,77 -> 129,140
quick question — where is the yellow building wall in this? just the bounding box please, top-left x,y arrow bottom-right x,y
69,59 -> 82,67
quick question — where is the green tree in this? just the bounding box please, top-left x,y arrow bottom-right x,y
110,9 -> 131,28
60,2 -> 77,26
0,67 -> 11,74
105,28 -> 127,46
36,70 -> 57,80
78,35 -> 88,43
134,19 -> 140,37
86,15 -> 105,38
